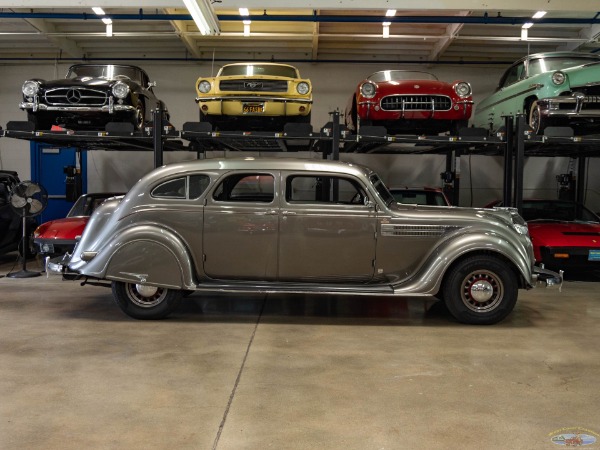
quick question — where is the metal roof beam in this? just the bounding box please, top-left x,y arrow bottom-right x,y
19,15 -> 85,58
429,11 -> 469,61
559,24 -> 600,51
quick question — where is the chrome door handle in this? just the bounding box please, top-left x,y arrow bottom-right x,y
282,210 -> 296,215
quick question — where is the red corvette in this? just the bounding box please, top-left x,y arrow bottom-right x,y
486,199 -> 600,272
34,193 -> 123,257
345,70 -> 473,135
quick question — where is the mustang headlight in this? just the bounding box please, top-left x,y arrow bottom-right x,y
22,80 -> 39,96
197,80 -> 211,94
296,82 -> 310,95
454,82 -> 472,98
551,71 -> 566,86
112,81 -> 129,99
361,82 -> 376,98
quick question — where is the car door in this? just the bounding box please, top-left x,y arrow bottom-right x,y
203,171 -> 279,281
278,172 -> 377,283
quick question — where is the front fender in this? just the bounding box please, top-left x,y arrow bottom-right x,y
392,231 -> 533,295
71,225 -> 197,289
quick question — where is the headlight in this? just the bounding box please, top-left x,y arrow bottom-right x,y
22,80 -> 39,96
551,71 -> 566,85
33,226 -> 41,238
197,80 -> 211,94
112,81 -> 129,99
513,223 -> 529,235
361,82 -> 376,98
454,82 -> 472,98
297,82 -> 310,95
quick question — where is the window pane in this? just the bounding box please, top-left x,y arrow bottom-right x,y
213,174 -> 274,203
189,175 -> 211,199
151,178 -> 186,199
287,176 -> 364,204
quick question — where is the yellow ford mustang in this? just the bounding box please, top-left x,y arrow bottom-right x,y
195,62 -> 312,131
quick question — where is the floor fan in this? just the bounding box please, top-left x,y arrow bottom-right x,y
7,181 -> 48,278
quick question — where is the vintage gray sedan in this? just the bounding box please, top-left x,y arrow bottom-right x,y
49,158 -> 561,324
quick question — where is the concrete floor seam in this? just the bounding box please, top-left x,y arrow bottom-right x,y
211,295 -> 267,450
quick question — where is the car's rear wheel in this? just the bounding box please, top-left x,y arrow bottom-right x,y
132,100 -> 145,130
112,281 -> 183,319
442,255 -> 518,325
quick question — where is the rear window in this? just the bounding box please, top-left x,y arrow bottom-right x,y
151,175 -> 210,200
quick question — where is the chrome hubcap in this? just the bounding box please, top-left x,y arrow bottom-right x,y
461,270 -> 503,313
126,283 -> 166,308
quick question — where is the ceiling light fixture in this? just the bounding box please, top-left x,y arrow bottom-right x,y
522,22 -> 534,29
521,27 -> 528,40
532,11 -> 547,19
182,0 -> 220,36
106,23 -> 113,37
92,7 -> 113,38
240,8 -> 250,37
239,7 -> 249,16
385,10 -> 397,17
382,22 -> 391,39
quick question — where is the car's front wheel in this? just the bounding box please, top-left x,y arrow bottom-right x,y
132,100 -> 145,130
112,281 -> 183,319
442,255 -> 518,325
528,100 -> 547,134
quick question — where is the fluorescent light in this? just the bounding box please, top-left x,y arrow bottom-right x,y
385,9 -> 396,17
382,23 -> 390,38
239,7 -> 249,16
522,22 -> 534,29
106,23 -> 113,37
182,0 -> 220,36
101,17 -> 112,25
521,28 -> 528,40
92,7 -> 105,15
532,11 -> 547,19
243,23 -> 250,36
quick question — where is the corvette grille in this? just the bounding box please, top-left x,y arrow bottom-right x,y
44,87 -> 108,106
219,79 -> 288,92
381,95 -> 452,111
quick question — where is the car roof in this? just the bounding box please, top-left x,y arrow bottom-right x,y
511,52 -> 600,65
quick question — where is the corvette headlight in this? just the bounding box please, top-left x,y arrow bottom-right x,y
361,82 -> 376,98
454,82 -> 472,98
296,82 -> 310,95
197,80 -> 211,93
551,71 -> 566,86
112,81 -> 129,99
22,80 -> 39,96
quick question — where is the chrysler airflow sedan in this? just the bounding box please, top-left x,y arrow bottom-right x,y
48,158 -> 561,324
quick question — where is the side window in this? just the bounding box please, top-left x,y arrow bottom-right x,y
213,173 -> 274,203
501,63 -> 525,88
151,175 -> 210,200
287,175 -> 366,205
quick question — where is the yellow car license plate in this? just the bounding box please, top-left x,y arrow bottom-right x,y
243,103 -> 264,114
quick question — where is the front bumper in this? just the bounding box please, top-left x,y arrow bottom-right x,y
537,95 -> 600,119
532,265 -> 563,288
20,98 -> 135,114
357,99 -> 473,121
195,96 -> 312,117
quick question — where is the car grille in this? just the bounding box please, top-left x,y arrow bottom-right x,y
219,79 -> 288,92
581,95 -> 600,110
381,95 -> 452,111
44,87 -> 108,106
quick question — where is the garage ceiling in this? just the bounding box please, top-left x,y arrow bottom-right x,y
0,1 -> 598,65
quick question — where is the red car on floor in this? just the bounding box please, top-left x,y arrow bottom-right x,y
486,199 -> 600,272
34,192 -> 123,257
345,70 -> 473,135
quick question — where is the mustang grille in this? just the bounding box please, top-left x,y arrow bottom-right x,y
219,79 -> 288,92
44,87 -> 108,106
381,224 -> 460,237
381,95 -> 452,111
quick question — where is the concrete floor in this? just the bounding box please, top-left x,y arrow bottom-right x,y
1,253 -> 599,450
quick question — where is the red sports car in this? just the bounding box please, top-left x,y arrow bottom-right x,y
34,192 -> 123,257
345,70 -> 473,135
486,199 -> 600,272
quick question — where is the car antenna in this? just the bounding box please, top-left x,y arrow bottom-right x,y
211,48 -> 216,77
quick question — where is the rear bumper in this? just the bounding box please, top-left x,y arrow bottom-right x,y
532,265 -> 563,288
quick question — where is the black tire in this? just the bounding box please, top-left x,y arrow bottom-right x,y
442,255 -> 518,325
528,100 -> 546,135
111,281 -> 183,320
132,100 -> 145,130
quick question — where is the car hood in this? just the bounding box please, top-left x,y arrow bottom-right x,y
39,77 -> 118,88
36,217 -> 89,239
528,221 -> 600,247
370,79 -> 456,95
563,61 -> 600,89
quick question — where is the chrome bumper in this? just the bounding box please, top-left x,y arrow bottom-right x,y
45,254 -> 78,278
20,100 -> 135,114
538,95 -> 600,118
532,265 -> 563,289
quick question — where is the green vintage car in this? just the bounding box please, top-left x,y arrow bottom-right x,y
474,52 -> 600,134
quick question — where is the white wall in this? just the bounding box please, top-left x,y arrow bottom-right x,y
1,60 -> 599,210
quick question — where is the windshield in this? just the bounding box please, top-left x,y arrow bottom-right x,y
67,194 -> 119,217
370,174 -> 395,207
67,65 -> 142,81
522,200 -> 600,223
219,64 -> 299,78
367,71 -> 438,83
527,56 -> 600,76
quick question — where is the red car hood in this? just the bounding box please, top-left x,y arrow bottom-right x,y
373,79 -> 456,96
528,221 -> 600,247
36,217 -> 89,240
